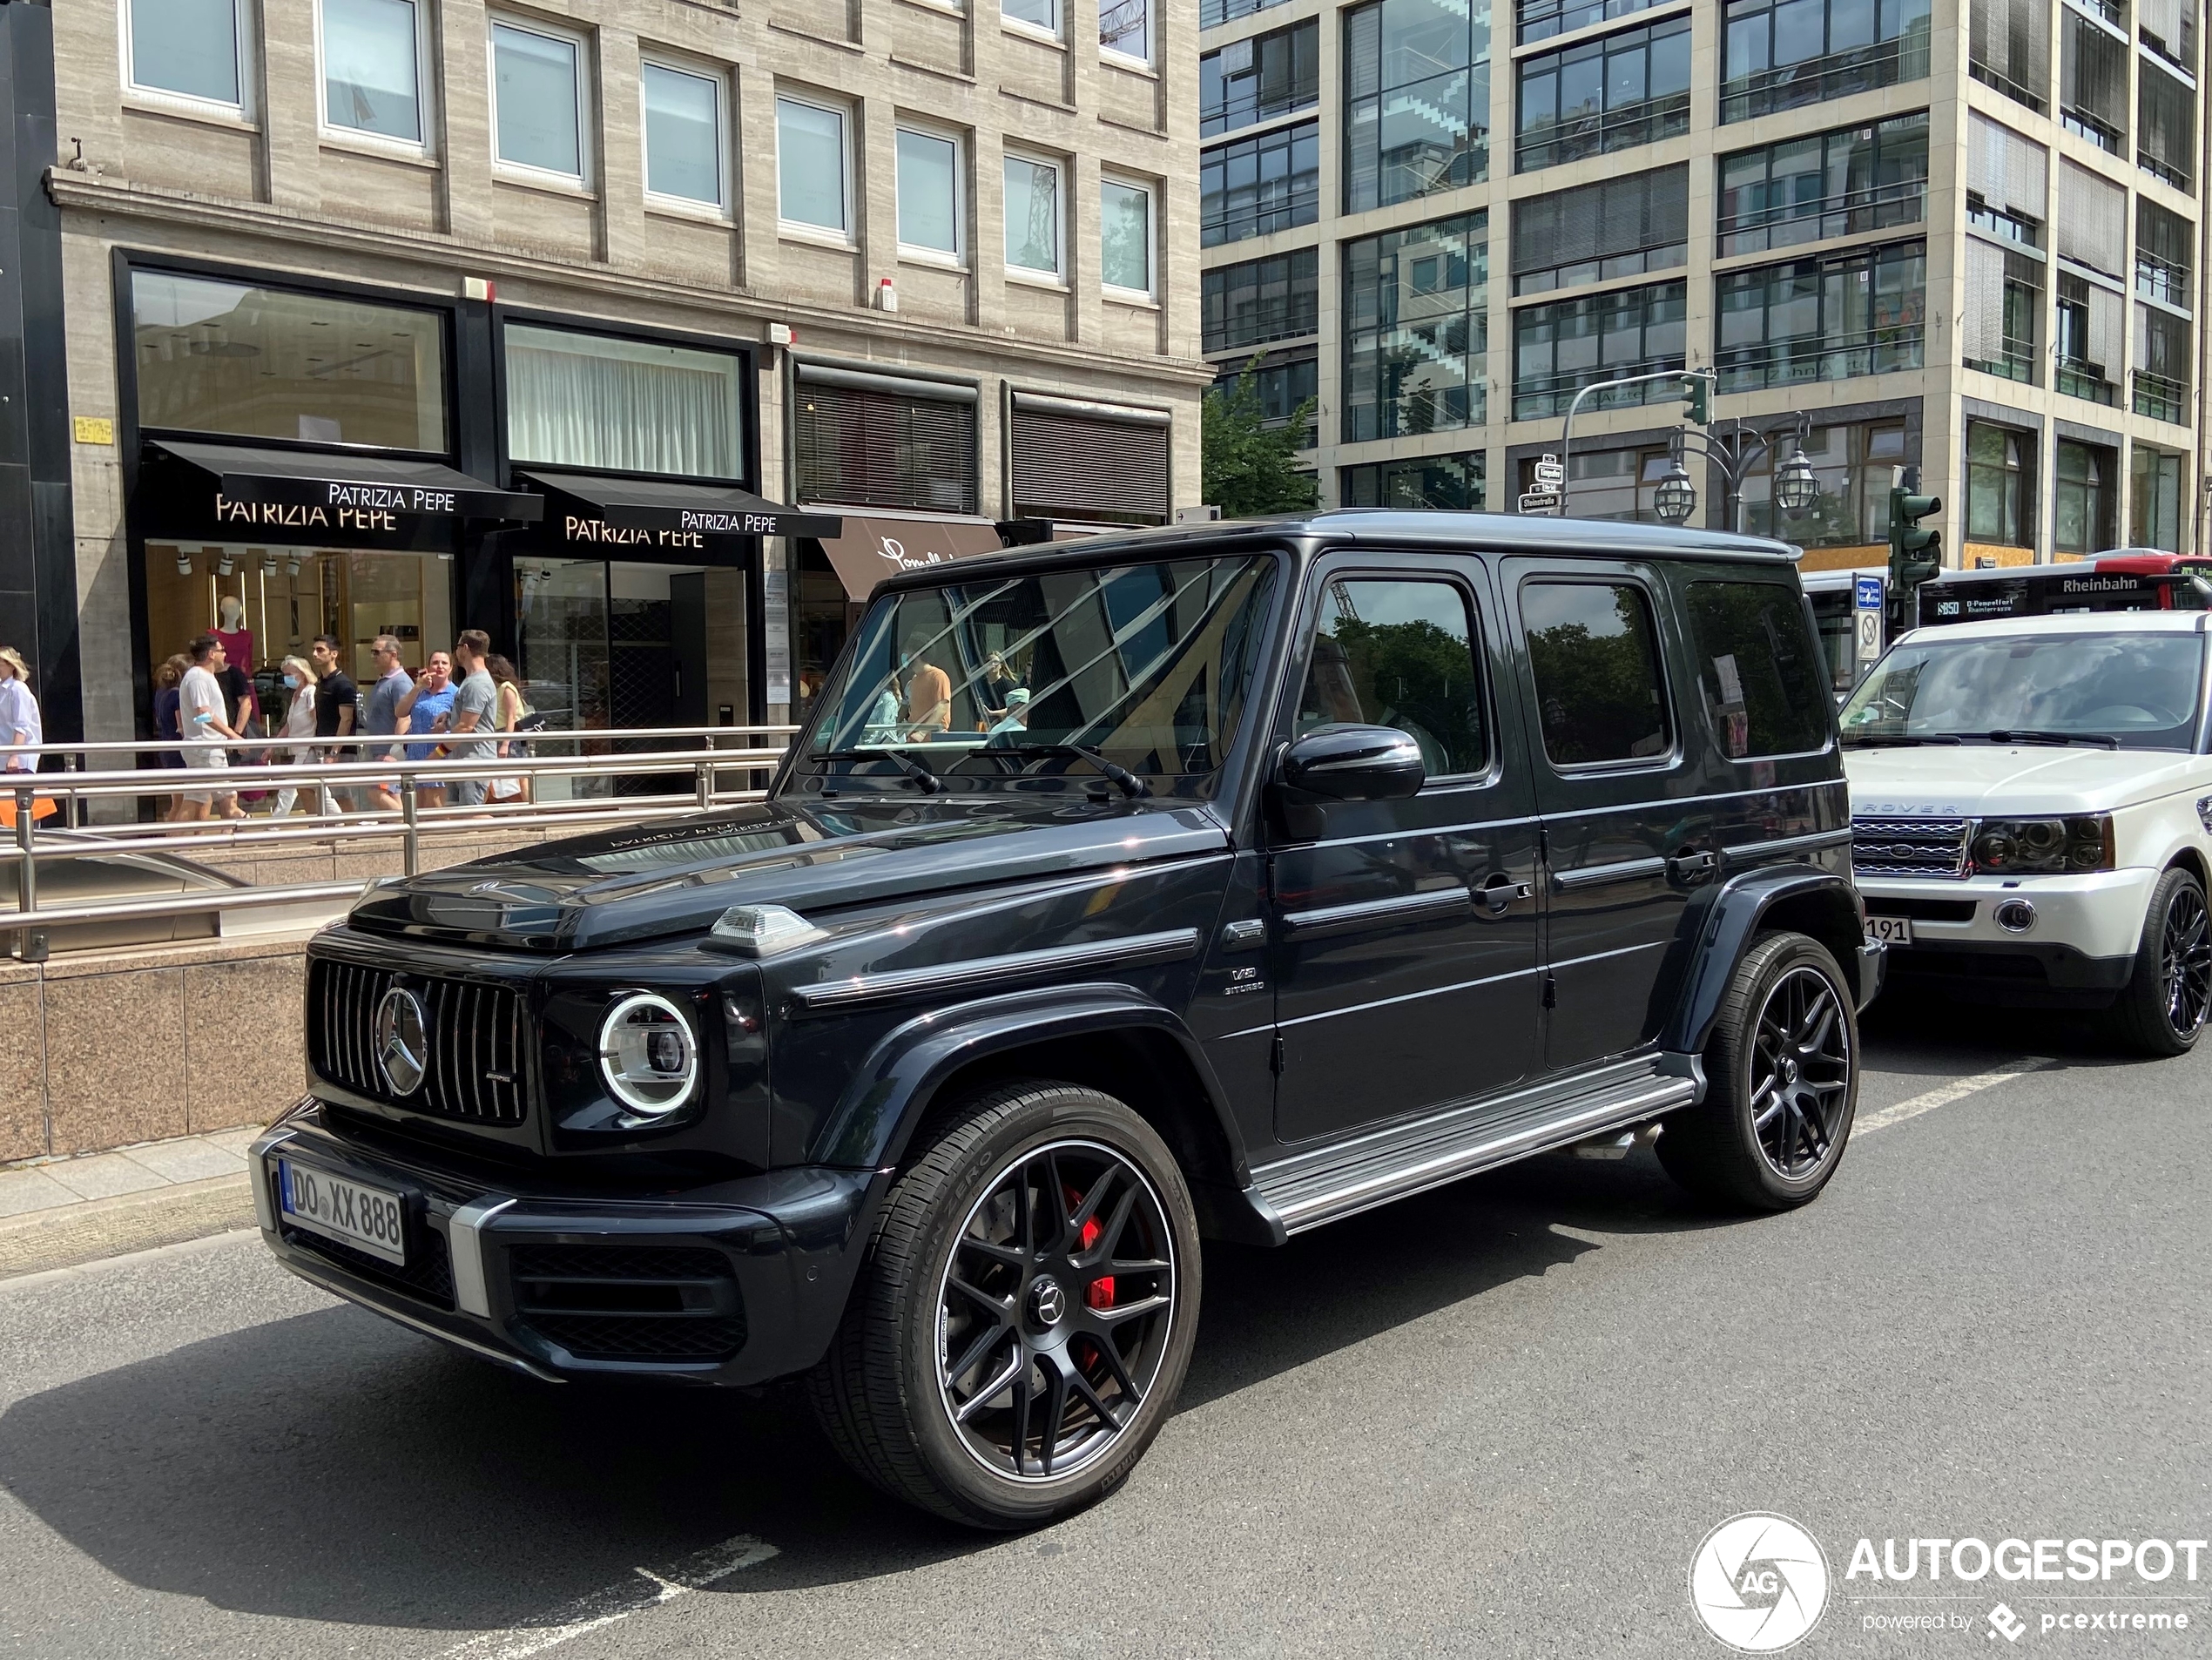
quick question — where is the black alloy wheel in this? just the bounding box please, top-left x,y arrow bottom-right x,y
936,1139 -> 1178,1482
2159,882 -> 2212,1038
1657,930 -> 1860,1211
2111,866 -> 2212,1056
1748,965 -> 1854,1180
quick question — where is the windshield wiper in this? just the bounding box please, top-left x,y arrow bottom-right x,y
1839,732 -> 1963,746
806,747 -> 946,793
1981,729 -> 2121,750
994,741 -> 1150,798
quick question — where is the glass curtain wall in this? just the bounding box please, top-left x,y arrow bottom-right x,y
1511,279 -> 1686,418
1342,213 -> 1488,442
1515,17 -> 1689,171
1713,240 -> 1927,390
1716,113 -> 1929,255
1719,0 -> 1932,122
1345,0 -> 1491,213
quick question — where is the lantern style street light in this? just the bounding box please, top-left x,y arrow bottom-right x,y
1655,457 -> 1697,524
1773,442 -> 1822,519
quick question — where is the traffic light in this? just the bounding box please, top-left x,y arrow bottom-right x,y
1888,466 -> 1942,602
1681,373 -> 1711,426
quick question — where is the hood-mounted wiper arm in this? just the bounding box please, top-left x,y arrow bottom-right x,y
1840,732 -> 1963,746
807,748 -> 947,792
997,741 -> 1150,797
1982,729 -> 2121,750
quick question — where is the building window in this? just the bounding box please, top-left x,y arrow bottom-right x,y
1101,179 -> 1155,296
2139,0 -> 2195,71
1736,418 -> 1908,545
1345,0 -> 1491,209
796,378 -> 979,513
1515,17 -> 1688,172
2130,445 -> 2186,550
1203,247 -> 1319,353
2137,199 -> 2194,311
778,96 -> 850,236
505,325 -> 745,479
896,127 -> 963,260
1214,350 -> 1318,445
642,62 -> 725,210
491,18 -> 587,180
1965,421 -> 2032,548
1004,0 -> 1062,36
1005,153 -> 1064,277
1963,240 -> 2042,383
1718,114 -> 1929,257
1513,165 -> 1686,296
1518,0 -> 1669,45
2060,12 -> 2128,152
132,269 -> 448,452
2054,440 -> 2117,555
1201,122 -> 1319,247
1969,0 -> 2048,111
1343,213 -> 1487,443
322,0 -> 421,144
1510,280 -> 1685,421
2054,273 -> 2123,404
1521,445 -> 1673,521
1201,18 -> 1318,137
2138,62 -> 2195,189
1719,0 -> 1931,125
1011,402 -> 1170,524
1101,0 -> 1150,62
127,0 -> 244,110
1202,0 -> 1292,24
2134,305 -> 2192,422
1713,240 -> 1927,393
1341,451 -> 1485,509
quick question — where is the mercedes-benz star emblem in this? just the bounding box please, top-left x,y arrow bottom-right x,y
374,986 -> 429,1097
1028,1277 -> 1068,1326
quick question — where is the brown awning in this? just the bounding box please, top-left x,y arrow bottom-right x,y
811,515 -> 1008,600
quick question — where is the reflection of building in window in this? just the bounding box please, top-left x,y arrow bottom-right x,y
2054,439 -> 2117,555
1713,240 -> 1926,393
1343,212 -> 1487,441
1345,0 -> 1491,210
1511,280 -> 1684,420
1965,420 -> 2033,548
1718,114 -> 1928,257
1200,121 -> 1320,246
1515,16 -> 1689,172
1341,450 -> 1485,509
1720,0 -> 1931,125
1201,18 -> 1318,136
1736,419 -> 1909,545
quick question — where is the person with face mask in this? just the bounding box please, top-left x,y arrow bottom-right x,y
266,656 -> 332,819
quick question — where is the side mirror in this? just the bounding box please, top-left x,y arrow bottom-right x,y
1277,725 -> 1426,802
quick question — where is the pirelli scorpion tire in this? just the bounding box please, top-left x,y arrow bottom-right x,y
1656,930 -> 1860,1212
808,1080 -> 1203,1530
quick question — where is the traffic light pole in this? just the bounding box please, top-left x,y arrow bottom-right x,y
1887,465 -> 1944,632
1555,368 -> 1715,516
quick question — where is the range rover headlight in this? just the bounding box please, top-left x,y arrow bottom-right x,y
1971,815 -> 2114,874
597,992 -> 698,1116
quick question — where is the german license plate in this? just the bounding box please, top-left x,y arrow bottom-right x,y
278,1158 -> 406,1265
1866,915 -> 1914,946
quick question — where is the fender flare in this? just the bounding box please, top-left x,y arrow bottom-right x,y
1657,864 -> 1869,1057
809,980 -> 1253,1184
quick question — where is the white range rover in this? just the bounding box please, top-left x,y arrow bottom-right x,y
1841,611 -> 2212,1054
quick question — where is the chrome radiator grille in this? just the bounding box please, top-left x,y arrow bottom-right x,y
309,958 -> 529,1125
1850,817 -> 1973,880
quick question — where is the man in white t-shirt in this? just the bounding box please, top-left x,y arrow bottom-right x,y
176,633 -> 244,822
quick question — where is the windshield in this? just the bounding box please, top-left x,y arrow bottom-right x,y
800,554 -> 1279,795
1840,631 -> 2207,751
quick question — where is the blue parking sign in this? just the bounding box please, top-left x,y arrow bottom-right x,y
1855,575 -> 1884,611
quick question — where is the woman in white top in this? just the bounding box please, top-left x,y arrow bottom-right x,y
267,656 -> 330,819
483,654 -> 532,805
0,646 -> 49,827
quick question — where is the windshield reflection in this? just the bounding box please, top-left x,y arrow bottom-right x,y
1841,631 -> 2207,752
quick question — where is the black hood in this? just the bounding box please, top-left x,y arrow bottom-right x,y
344,795 -> 1232,951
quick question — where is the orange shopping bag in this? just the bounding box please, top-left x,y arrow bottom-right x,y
0,787 -> 57,827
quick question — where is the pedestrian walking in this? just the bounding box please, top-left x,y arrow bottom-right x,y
360,634 -> 414,813
307,635 -> 358,809
152,653 -> 188,819
396,649 -> 456,808
442,630 -> 499,807
266,656 -> 333,819
483,653 -> 534,805
0,646 -> 51,828
176,634 -> 244,821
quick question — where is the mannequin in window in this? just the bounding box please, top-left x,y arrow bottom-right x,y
212,594 -> 260,736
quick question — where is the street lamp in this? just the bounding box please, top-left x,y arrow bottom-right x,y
1655,457 -> 1697,524
1774,443 -> 1821,520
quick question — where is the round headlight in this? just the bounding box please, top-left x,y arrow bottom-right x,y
597,992 -> 698,1117
1973,830 -> 2017,869
2016,820 -> 2067,859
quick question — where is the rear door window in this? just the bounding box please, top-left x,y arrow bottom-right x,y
1520,579 -> 1670,766
1683,580 -> 1833,759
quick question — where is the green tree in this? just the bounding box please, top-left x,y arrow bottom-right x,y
1202,354 -> 1319,517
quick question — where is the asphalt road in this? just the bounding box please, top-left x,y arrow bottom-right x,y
3,998 -> 2208,1660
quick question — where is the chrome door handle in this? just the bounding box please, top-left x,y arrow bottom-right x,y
1478,874 -> 1534,914
1667,848 -> 1717,881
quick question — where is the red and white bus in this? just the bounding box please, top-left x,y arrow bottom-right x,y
1915,551 -> 2212,627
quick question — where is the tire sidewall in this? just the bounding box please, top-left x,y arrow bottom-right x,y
894,1089 -> 1203,1525
1717,934 -> 1860,1205
2126,867 -> 2208,1053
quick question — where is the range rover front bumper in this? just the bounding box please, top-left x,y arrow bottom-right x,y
250,1101 -> 887,1386
1858,867 -> 2156,1005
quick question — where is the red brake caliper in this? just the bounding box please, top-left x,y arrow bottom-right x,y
1068,1188 -> 1114,1309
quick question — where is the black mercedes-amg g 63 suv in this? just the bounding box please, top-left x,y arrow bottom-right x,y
253,511 -> 1879,1529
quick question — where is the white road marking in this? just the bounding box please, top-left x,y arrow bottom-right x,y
1855,1058 -> 2057,1137
435,1534 -> 779,1660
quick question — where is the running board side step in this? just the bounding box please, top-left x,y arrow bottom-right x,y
1252,1064 -> 1698,1236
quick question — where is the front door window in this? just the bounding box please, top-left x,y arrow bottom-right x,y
1297,577 -> 1489,777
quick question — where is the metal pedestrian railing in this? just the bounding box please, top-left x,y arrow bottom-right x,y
3,724 -> 795,959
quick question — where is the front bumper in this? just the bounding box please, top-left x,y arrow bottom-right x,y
250,1101 -> 886,1386
1858,867 -> 2155,1005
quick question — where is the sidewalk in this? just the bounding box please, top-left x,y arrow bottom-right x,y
0,1128 -> 264,1280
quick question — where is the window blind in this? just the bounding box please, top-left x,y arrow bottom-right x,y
793,383 -> 979,513
2139,63 -> 2195,183
1010,404 -> 1170,524
2087,280 -> 2123,370
2139,198 -> 2194,275
2136,304 -> 2191,381
1512,165 -> 1689,276
2137,0 -> 2194,60
1971,0 -> 2049,100
2062,13 -> 2128,125
1966,111 -> 2048,219
1963,237 -> 2010,362
2055,159 -> 2127,276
